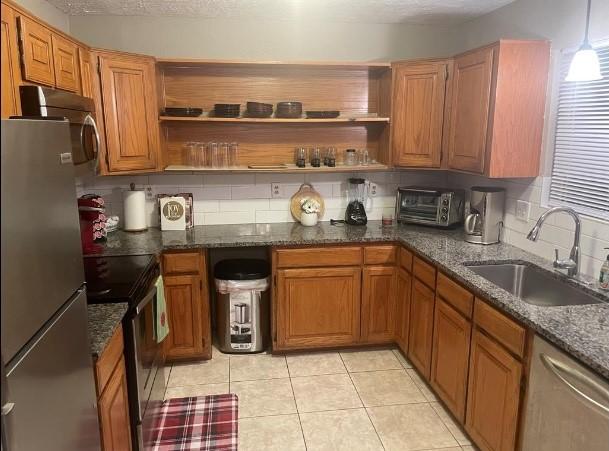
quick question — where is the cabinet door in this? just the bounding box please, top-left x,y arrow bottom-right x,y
407,278 -> 435,379
17,15 -> 55,86
394,268 -> 412,353
98,356 -> 132,451
392,61 -> 448,167
361,266 -> 396,343
98,53 -> 160,172
447,46 -> 494,173
276,267 -> 361,349
51,33 -> 80,93
466,329 -> 522,451
1,4 -> 21,118
164,274 -> 205,360
78,47 -> 93,98
430,297 -> 471,422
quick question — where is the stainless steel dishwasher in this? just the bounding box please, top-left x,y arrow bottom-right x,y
521,336 -> 609,451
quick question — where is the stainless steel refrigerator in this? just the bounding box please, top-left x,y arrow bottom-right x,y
1,119 -> 101,450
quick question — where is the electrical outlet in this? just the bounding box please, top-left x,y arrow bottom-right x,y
144,185 -> 154,200
516,200 -> 531,222
271,183 -> 282,199
369,183 -> 378,197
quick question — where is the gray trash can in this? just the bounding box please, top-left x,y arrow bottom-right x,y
214,259 -> 270,353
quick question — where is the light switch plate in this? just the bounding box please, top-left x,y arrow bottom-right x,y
144,185 -> 154,200
369,183 -> 378,197
516,200 -> 531,222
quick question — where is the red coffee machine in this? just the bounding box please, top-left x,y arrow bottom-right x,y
78,194 -> 107,255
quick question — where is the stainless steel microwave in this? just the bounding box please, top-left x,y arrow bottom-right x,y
19,86 -> 100,169
396,187 -> 464,227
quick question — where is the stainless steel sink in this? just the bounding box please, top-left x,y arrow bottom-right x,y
465,263 -> 603,307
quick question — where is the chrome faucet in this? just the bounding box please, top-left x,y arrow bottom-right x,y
527,206 -> 581,277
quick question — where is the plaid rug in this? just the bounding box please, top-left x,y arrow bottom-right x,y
150,394 -> 238,451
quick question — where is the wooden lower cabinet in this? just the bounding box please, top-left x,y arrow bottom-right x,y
276,266 -> 361,349
465,329 -> 522,451
394,267 -> 412,353
408,278 -> 435,379
361,266 -> 396,343
94,325 -> 132,451
164,274 -> 206,360
430,297 -> 471,421
98,355 -> 132,451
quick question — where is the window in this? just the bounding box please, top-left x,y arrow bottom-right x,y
547,42 -> 609,220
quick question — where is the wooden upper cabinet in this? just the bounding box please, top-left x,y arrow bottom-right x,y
430,297 -> 471,422
164,274 -> 205,360
51,33 -> 80,93
78,47 -> 93,98
98,52 -> 160,172
446,46 -> 494,174
392,60 -> 449,168
1,3 -> 21,118
466,329 -> 522,451
447,40 -> 550,177
17,15 -> 55,86
394,267 -> 412,353
276,266 -> 361,349
361,266 -> 396,343
407,278 -> 435,379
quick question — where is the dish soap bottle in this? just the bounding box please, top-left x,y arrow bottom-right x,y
600,248 -> 609,290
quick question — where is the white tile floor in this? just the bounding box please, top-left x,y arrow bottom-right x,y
164,346 -> 478,451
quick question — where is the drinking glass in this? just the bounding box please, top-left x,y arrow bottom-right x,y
208,142 -> 219,168
196,142 -> 206,168
229,142 -> 239,167
327,147 -> 336,167
311,147 -> 321,167
219,142 -> 229,168
295,147 -> 307,167
182,142 -> 196,167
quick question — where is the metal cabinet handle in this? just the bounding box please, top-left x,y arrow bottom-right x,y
540,353 -> 609,416
81,114 -> 101,174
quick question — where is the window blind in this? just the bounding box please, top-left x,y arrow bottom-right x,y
549,43 -> 609,220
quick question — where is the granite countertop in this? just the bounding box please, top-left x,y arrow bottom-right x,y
87,303 -> 128,358
99,221 -> 609,378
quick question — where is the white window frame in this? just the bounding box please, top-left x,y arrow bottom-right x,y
542,38 -> 609,221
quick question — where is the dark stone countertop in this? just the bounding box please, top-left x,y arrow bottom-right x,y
98,221 -> 609,378
87,303 -> 128,358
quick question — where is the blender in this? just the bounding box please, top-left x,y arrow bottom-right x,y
345,178 -> 369,225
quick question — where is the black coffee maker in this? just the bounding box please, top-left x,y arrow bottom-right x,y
345,178 -> 369,225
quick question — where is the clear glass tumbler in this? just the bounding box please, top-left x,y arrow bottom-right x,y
229,142 -> 239,167
219,142 -> 229,168
196,142 -> 206,168
311,147 -> 321,167
182,142 -> 196,167
208,142 -> 219,168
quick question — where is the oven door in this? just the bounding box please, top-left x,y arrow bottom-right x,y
131,285 -> 159,425
398,189 -> 441,224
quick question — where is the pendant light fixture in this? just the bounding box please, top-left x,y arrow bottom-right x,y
566,0 -> 602,81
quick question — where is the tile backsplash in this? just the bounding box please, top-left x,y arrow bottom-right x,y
76,169 -> 608,279
75,170 -> 448,227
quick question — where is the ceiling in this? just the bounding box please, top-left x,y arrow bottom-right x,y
47,0 -> 516,24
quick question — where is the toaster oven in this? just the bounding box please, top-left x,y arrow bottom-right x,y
396,187 -> 464,227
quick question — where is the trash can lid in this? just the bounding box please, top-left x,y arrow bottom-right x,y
214,259 -> 270,280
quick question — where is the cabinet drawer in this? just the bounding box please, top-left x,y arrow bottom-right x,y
436,273 -> 474,318
474,298 -> 526,358
364,245 -> 397,265
413,256 -> 436,288
276,246 -> 362,268
162,252 -> 200,275
95,325 -> 124,395
399,247 -> 413,272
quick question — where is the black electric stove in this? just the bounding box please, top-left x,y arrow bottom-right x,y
83,254 -> 159,306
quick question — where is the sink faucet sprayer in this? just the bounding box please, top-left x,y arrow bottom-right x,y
527,206 -> 581,277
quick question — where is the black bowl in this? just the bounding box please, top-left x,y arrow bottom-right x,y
162,107 -> 203,117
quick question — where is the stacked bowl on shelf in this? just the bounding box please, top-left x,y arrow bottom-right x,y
246,102 -> 273,118
275,101 -> 303,118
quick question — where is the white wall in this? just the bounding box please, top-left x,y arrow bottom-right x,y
13,0 -> 69,32
449,0 -> 609,279
68,15 -> 459,60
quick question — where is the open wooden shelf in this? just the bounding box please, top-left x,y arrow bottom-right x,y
159,115 -> 390,124
156,58 -> 391,71
164,163 -> 391,173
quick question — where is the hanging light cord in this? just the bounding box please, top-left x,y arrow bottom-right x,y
583,0 -> 592,46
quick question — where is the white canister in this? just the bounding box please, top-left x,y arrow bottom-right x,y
300,212 -> 318,227
122,183 -> 147,232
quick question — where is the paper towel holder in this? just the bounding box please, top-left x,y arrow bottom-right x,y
123,182 -> 148,232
